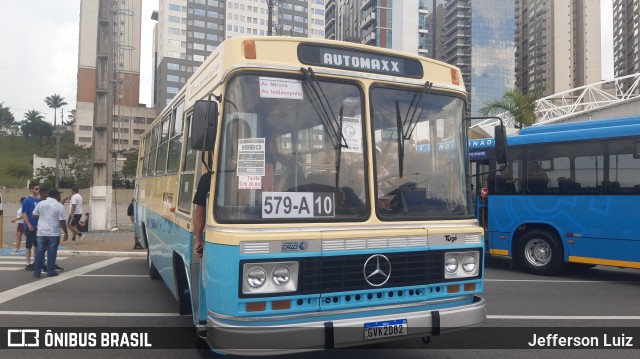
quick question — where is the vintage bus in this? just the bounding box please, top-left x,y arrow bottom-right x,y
470,116 -> 640,275
135,36 -> 495,354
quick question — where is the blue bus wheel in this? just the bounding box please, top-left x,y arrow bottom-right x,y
517,229 -> 564,275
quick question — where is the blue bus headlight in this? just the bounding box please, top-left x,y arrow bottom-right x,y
444,252 -> 480,279
242,262 -> 299,295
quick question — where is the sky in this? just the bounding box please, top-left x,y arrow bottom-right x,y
0,0 -> 614,125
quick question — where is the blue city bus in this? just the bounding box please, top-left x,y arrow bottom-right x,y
469,116 -> 640,275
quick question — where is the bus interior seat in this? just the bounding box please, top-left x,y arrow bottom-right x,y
634,184 -> 640,193
558,177 -> 581,193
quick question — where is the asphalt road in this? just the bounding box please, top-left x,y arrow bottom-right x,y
1,254 -> 639,359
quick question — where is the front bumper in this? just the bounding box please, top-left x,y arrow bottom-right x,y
206,295 -> 486,355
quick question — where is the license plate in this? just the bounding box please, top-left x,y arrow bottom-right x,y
363,319 -> 408,340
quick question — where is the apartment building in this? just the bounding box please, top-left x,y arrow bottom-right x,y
612,0 -> 640,86
515,0 -> 602,96
153,0 -> 326,112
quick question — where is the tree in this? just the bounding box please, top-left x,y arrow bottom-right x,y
0,102 -> 16,134
44,94 -> 68,127
21,110 -> 52,145
479,88 -> 543,129
24,109 -> 44,122
66,109 -> 76,126
121,150 -> 138,180
7,163 -> 32,186
65,145 -> 92,188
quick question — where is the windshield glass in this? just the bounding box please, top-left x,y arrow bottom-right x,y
371,86 -> 471,220
215,73 -> 368,223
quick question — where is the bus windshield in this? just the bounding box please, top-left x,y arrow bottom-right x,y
215,73 -> 368,223
371,86 -> 470,220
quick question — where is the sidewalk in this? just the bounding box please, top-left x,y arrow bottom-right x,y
0,229 -> 147,258
1,201 -> 146,258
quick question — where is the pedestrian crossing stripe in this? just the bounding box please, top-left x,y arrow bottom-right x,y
0,257 -> 68,271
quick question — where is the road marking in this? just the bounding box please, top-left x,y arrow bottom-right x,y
488,315 -> 640,320
0,257 -> 69,271
0,256 -> 67,260
0,311 -> 179,317
0,267 -> 25,271
0,257 -> 127,305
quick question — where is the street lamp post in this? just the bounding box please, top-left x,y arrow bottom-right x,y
267,0 -> 282,36
54,125 -> 66,189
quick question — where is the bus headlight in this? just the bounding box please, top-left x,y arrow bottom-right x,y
462,255 -> 477,273
445,256 -> 458,273
242,262 -> 299,295
272,265 -> 291,286
444,251 -> 480,279
246,266 -> 267,288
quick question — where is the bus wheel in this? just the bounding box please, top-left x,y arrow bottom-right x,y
147,250 -> 160,280
517,229 -> 563,275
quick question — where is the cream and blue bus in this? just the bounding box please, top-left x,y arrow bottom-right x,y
135,36 -> 500,354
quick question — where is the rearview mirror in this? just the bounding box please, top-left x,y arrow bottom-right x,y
494,124 -> 507,167
191,100 -> 218,151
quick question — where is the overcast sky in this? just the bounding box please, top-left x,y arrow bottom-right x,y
0,0 -> 614,125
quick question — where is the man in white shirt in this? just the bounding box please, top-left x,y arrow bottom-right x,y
32,188 -> 68,278
65,187 -> 85,242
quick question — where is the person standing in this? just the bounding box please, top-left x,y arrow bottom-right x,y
22,184 -> 40,270
65,187 -> 85,242
32,189 -> 68,278
192,172 -> 211,258
127,199 -> 143,249
11,197 -> 26,253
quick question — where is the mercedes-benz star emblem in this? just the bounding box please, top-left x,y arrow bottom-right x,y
363,254 -> 392,287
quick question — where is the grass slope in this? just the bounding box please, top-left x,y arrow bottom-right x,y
0,136 -> 42,188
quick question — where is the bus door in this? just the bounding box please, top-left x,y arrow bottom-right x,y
472,158 -> 490,234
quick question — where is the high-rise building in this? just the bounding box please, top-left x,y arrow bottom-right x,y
443,1 -> 516,116
326,1 -> 514,116
612,0 -> 640,82
326,0 -> 446,59
75,0 -> 156,151
153,0 -> 326,112
515,0 -> 602,96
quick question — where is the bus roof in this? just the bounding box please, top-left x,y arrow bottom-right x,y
519,116 -> 640,135
469,116 -> 640,149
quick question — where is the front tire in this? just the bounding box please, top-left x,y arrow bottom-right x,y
516,229 -> 564,275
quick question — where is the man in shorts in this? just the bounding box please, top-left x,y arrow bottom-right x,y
65,187 -> 85,242
22,184 -> 40,270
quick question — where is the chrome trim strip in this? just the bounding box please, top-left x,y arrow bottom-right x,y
206,220 -> 479,234
321,236 -> 427,251
207,295 -> 475,322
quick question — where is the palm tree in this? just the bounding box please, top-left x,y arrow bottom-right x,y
479,89 -> 543,129
24,109 -> 45,122
44,94 -> 68,126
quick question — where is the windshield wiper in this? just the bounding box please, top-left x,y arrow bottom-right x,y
300,67 -> 348,187
300,67 -> 347,150
395,81 -> 433,178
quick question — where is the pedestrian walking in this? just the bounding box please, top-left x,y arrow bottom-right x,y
22,183 -> 40,270
64,187 -> 85,242
32,188 -> 68,278
128,199 -> 143,249
11,197 -> 26,253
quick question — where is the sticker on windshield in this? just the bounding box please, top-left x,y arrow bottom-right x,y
342,116 -> 362,153
239,175 -> 262,189
259,77 -> 304,100
262,192 -> 335,218
237,138 -> 265,176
